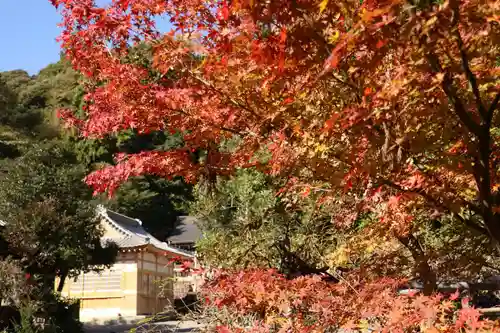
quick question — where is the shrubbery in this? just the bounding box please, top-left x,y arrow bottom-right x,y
200,269 -> 496,333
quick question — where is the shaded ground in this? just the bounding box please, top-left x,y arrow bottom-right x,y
84,320 -> 203,333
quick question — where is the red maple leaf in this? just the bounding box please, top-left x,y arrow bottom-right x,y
180,261 -> 193,272
216,325 -> 232,333
387,195 -> 402,208
167,256 -> 182,264
221,2 -> 229,21
449,289 -> 460,301
375,40 -> 387,49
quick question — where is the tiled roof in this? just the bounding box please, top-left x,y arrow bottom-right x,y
97,205 -> 194,258
167,216 -> 202,245
101,236 -> 145,249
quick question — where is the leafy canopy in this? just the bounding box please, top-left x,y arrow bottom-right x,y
0,142 -> 117,282
192,168 -> 338,277
51,0 -> 500,330
52,0 -> 500,246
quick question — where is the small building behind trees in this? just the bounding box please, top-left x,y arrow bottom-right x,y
58,206 -> 194,321
167,216 -> 203,298
167,216 -> 202,252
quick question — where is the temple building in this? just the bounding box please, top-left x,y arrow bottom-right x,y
58,206 -> 195,321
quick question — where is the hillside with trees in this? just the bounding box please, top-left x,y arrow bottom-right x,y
1,57 -> 193,238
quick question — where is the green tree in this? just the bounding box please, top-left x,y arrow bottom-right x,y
192,168 -> 338,277
0,58 -> 81,140
0,258 -> 32,308
192,167 -> 500,287
104,175 -> 193,240
0,70 -> 31,96
0,141 -> 117,293
0,76 -> 16,114
0,77 -> 26,158
0,71 -> 43,134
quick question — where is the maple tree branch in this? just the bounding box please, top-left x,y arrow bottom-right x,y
322,151 -> 483,232
381,179 -> 489,237
442,4 -> 499,244
397,233 -> 436,294
463,217 -> 490,236
448,3 -> 495,241
425,51 -> 481,136
488,92 -> 500,123
174,108 -> 244,136
296,8 -> 361,96
188,71 -> 257,116
380,179 -> 442,209
331,74 -> 361,100
218,126 -> 243,136
187,71 -> 285,139
454,29 -> 487,120
161,57 -> 265,132
322,151 -> 487,235
234,243 -> 260,267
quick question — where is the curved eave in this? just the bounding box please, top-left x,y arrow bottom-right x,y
118,244 -> 148,253
98,208 -> 132,237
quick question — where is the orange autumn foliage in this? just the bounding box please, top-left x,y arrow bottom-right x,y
50,0 -> 500,328
202,268 -> 498,332
51,0 -> 499,243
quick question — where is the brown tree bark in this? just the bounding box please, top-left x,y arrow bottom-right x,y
398,234 -> 436,295
57,271 -> 68,293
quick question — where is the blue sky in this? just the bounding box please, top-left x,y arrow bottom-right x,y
0,1 -> 173,76
0,1 -> 62,75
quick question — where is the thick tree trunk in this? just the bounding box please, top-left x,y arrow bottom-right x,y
57,271 -> 68,293
415,258 -> 437,296
425,28 -> 500,250
486,216 -> 500,254
398,234 -> 436,295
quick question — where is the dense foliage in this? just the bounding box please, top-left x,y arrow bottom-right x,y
0,47 -> 196,332
63,43 -> 194,238
1,58 -> 193,241
49,0 -> 500,331
0,59 -> 113,332
203,269 -> 500,333
0,142 -> 118,293
52,0 -> 499,240
0,59 -> 78,138
192,168 -> 338,277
